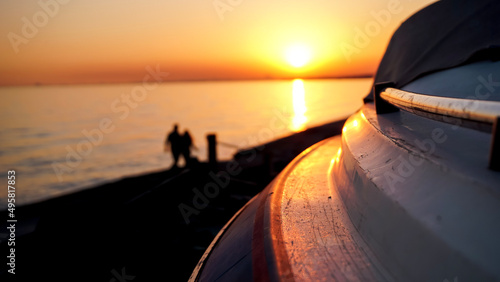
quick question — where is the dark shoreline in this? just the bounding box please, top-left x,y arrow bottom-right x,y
1,76 -> 373,88
0,118 -> 346,281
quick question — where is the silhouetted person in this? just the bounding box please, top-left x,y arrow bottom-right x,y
165,124 -> 182,168
181,130 -> 196,166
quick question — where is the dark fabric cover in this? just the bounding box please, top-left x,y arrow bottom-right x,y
364,0 -> 500,102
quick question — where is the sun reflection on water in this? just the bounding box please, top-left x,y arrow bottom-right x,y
290,79 -> 308,132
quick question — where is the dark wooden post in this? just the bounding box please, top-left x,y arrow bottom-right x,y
207,133 -> 217,168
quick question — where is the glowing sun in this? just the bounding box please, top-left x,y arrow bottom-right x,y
285,44 -> 312,68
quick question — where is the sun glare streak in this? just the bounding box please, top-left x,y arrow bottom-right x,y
290,79 -> 308,132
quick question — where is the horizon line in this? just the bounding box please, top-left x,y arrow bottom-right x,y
0,74 -> 374,88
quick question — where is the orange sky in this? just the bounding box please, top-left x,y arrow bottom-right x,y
0,0 -> 436,86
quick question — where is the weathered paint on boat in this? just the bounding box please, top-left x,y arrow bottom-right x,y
190,136 -> 395,281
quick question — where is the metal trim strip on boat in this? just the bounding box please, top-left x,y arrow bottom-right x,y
373,82 -> 500,171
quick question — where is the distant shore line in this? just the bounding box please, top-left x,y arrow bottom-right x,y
0,75 -> 373,87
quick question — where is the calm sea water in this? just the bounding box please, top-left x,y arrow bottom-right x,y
0,78 -> 372,207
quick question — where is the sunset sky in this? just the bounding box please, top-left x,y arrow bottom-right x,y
0,0 -> 436,86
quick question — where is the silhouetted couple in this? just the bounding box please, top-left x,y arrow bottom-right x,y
165,124 -> 196,168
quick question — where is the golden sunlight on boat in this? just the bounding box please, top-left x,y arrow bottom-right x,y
335,147 -> 342,163
342,118 -> 360,133
290,79 -> 308,132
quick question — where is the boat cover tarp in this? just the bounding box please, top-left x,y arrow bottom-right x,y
364,0 -> 500,102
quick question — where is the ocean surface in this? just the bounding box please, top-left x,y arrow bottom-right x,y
0,78 -> 372,207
